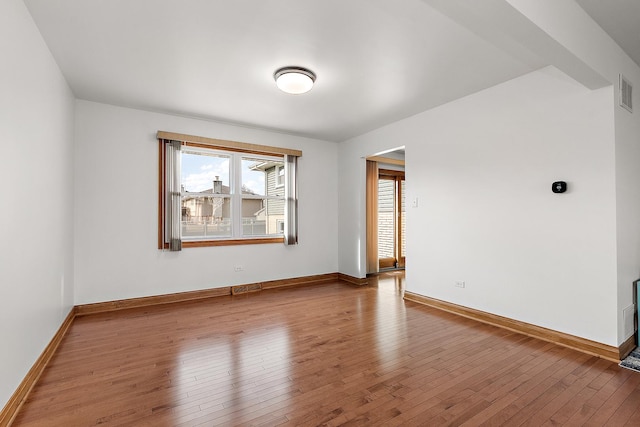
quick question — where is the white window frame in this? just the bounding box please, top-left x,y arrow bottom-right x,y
237,154 -> 285,238
180,147 -> 285,241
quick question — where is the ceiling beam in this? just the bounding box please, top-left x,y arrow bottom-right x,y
422,0 -> 610,89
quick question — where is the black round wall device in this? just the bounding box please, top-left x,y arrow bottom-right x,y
552,181 -> 567,193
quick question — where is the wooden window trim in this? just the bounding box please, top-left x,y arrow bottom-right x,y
159,237 -> 285,249
157,131 -> 302,157
379,168 -> 405,178
379,257 -> 396,269
158,140 -> 165,249
158,136 -> 298,249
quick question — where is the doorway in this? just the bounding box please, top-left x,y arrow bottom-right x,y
365,150 -> 405,275
378,169 -> 405,270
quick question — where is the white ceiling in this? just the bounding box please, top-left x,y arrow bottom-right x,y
576,0 -> 640,68
22,0 -> 639,142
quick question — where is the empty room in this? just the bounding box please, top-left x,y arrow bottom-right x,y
3,0 -> 640,425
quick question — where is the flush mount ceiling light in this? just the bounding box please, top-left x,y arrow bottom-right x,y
274,66 -> 316,94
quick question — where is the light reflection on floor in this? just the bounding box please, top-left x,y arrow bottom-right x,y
173,325 -> 292,423
370,270 -> 407,366
369,269 -> 405,296
171,271 -> 405,423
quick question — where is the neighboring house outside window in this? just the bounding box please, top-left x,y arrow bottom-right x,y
250,161 -> 285,237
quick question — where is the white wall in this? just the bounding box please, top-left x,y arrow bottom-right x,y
506,0 -> 640,347
614,88 -> 640,343
339,67 -> 620,345
74,101 -> 339,304
0,0 -> 75,409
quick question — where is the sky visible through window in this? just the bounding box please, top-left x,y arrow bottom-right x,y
181,152 -> 265,194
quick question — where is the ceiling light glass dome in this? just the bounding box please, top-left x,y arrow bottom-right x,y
274,67 -> 316,94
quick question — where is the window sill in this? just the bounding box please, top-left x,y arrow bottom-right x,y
160,237 -> 284,249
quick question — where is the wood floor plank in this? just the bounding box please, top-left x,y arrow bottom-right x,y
536,357 -> 611,426
12,273 -> 640,426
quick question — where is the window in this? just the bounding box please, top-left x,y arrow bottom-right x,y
276,165 -> 285,188
158,131 -> 300,249
181,149 -> 232,239
241,157 -> 285,236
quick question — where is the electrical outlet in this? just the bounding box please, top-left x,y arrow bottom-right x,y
234,265 -> 244,272
455,281 -> 465,288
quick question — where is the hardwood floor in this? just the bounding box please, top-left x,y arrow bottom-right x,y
13,273 -> 640,426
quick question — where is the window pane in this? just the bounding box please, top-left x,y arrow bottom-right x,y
182,196 -> 231,238
242,157 -> 284,197
242,198 -> 284,236
277,166 -> 285,187
182,151 -> 230,193
378,179 -> 395,258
